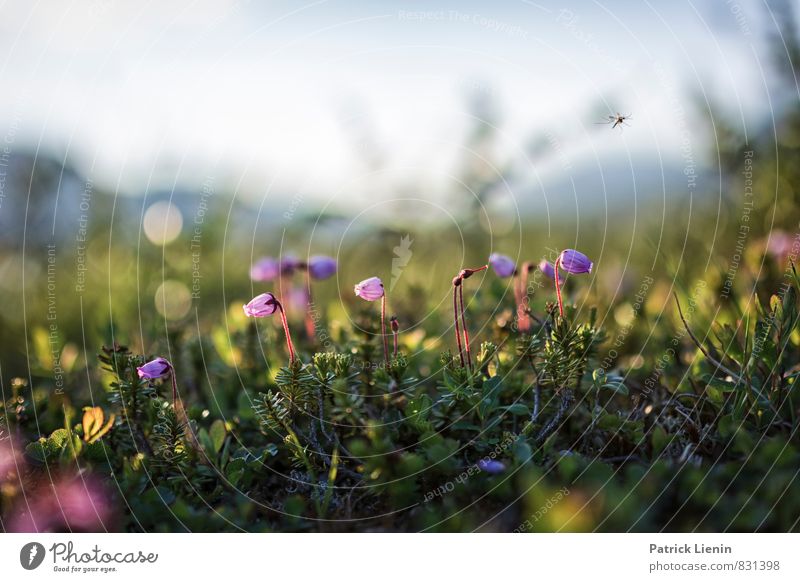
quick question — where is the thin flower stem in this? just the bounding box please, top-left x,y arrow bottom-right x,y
380,295 -> 389,366
277,303 -> 297,364
393,330 -> 398,359
459,284 -> 473,372
453,264 -> 487,371
453,286 -> 465,367
554,256 -> 565,317
513,269 -> 523,311
170,372 -> 178,406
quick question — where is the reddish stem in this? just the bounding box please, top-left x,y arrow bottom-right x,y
554,256 -> 564,317
459,284 -> 474,372
170,371 -> 178,406
393,330 -> 398,359
453,285 -> 465,367
452,264 -> 487,370
380,295 -> 389,366
277,302 -> 297,364
513,269 -> 522,308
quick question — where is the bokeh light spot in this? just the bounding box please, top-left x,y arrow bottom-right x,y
144,201 -> 183,245
154,280 -> 191,320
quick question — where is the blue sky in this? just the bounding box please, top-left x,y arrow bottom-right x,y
0,0 -> 784,217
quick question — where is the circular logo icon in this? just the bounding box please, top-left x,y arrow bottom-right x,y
20,542 -> 46,570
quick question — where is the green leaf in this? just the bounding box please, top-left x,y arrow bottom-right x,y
770,294 -> 782,317
703,374 -> 743,392
499,403 -> 530,416
209,419 -> 226,453
601,381 -> 629,396
196,428 -> 214,456
84,441 -> 110,463
651,424 -> 669,456
25,439 -> 48,462
512,440 -> 532,463
718,414 -> 736,439
597,414 -> 623,430
482,376 -> 502,395
406,395 -> 432,420
47,428 -> 71,451
557,452 -> 583,481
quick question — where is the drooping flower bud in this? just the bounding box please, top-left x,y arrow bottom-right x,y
553,249 -> 593,317
451,264 -> 488,370
559,249 -> 593,274
308,255 -> 337,280
250,257 -> 279,282
488,253 -> 516,278
137,357 -> 180,406
136,357 -> 172,379
243,292 -> 296,363
354,277 -> 384,301
539,260 -> 565,285
243,292 -> 279,317
539,259 -> 556,280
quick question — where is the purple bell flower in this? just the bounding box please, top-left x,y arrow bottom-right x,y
488,253 -> 516,278
538,259 -> 565,286
478,459 -> 506,474
354,277 -> 384,301
539,259 -> 556,280
137,357 -> 172,379
559,249 -> 593,274
308,255 -> 337,280
250,257 -> 279,282
280,255 -> 301,275
553,249 -> 593,317
243,292 -> 279,317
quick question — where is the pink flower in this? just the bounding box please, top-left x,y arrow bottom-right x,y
7,476 -> 114,532
285,286 -> 310,314
242,292 -> 296,363
243,292 -> 279,317
767,231 -> 792,263
354,277 -> 384,301
250,257 -> 280,281
354,276 -> 389,365
0,439 -> 22,484
136,357 -> 172,379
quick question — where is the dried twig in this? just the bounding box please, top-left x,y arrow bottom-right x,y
535,388 -> 574,445
673,293 -> 743,385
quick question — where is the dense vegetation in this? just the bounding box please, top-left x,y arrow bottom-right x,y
2,235 -> 800,532
2,1 -> 800,533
